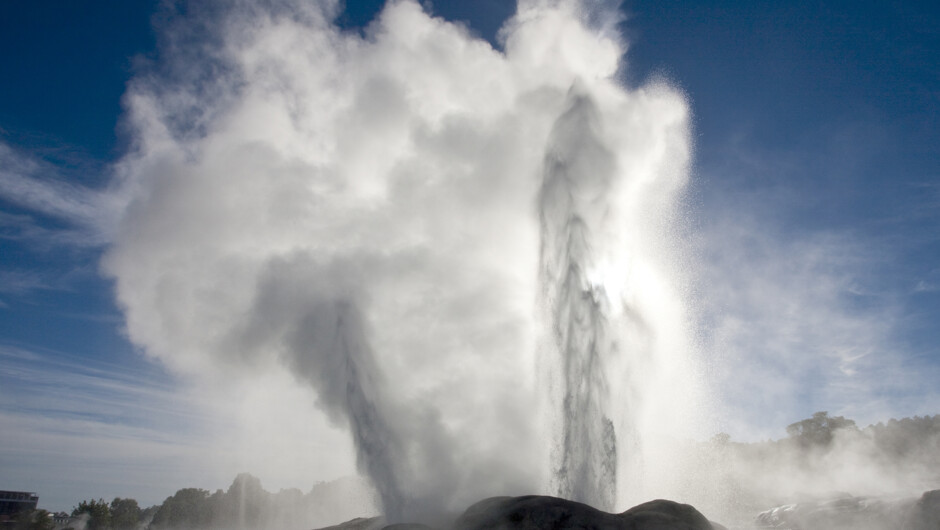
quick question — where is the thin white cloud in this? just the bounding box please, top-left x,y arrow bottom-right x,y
0,142 -> 124,247
0,270 -> 50,294
0,209 -> 88,250
913,269 -> 940,293
914,280 -> 939,292
0,345 -> 205,509
0,343 -> 358,512
696,186 -> 940,440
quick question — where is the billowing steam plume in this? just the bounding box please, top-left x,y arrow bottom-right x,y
104,0 -> 708,521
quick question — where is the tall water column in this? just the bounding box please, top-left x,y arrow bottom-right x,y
540,84 -> 620,512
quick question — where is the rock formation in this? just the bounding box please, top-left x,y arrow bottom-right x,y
316,495 -> 719,530
754,490 -> 940,530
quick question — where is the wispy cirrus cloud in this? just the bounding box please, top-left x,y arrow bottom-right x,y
0,142 -> 129,308
0,142 -> 124,248
695,178 -> 940,440
0,344 -> 207,508
0,269 -> 57,308
0,270 -> 51,295
0,343 -> 357,511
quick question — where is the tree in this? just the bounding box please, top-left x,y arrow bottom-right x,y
711,432 -> 732,446
72,499 -> 112,530
217,473 -> 270,528
12,509 -> 54,530
149,488 -> 217,529
139,504 -> 160,527
110,498 -> 141,530
786,411 -> 857,447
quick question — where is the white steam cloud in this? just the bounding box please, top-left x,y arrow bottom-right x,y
104,0 -> 706,522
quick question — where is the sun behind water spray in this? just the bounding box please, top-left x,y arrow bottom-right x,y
105,0 -> 710,522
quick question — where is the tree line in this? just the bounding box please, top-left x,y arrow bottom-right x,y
14,473 -> 371,530
714,411 -> 940,459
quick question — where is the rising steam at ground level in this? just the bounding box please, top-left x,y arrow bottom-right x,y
47,413 -> 940,529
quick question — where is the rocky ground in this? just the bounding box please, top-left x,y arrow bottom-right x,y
751,489 -> 940,530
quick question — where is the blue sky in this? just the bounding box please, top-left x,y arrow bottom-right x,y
1,0 -> 938,513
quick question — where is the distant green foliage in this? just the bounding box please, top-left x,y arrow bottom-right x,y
110,497 -> 142,530
12,509 -> 54,530
867,414 -> 940,462
72,499 -> 112,530
149,488 -> 219,529
786,411 -> 858,446
147,473 -> 277,530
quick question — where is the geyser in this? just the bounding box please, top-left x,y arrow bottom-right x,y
104,0 -> 709,522
538,85 -> 620,510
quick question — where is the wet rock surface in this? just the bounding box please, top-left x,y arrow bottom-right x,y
904,489 -> 940,530
454,495 -> 629,530
618,499 -> 719,530
315,516 -> 384,530
316,495 -> 719,530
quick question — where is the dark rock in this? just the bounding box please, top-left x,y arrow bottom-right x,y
902,490 -> 940,530
317,495 -> 719,530
454,495 -> 716,530
315,516 -> 384,530
454,495 -> 622,529
621,499 -> 716,529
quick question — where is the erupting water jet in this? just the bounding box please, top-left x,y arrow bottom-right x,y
539,84 -> 620,511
